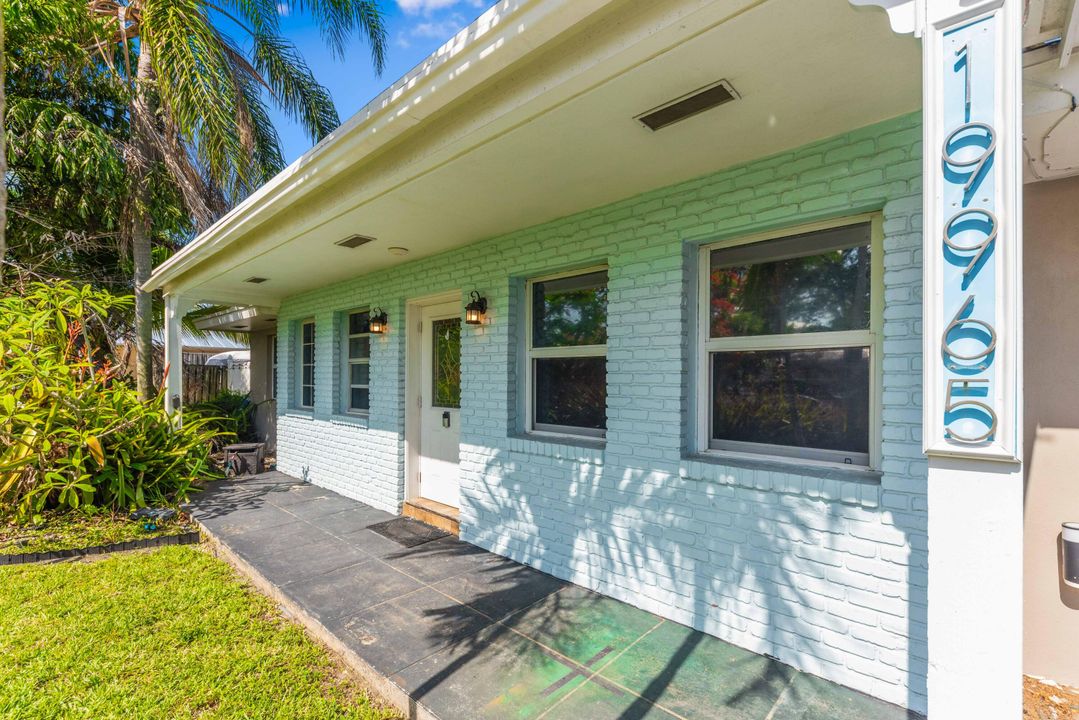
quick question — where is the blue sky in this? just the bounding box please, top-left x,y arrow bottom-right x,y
268,0 -> 493,163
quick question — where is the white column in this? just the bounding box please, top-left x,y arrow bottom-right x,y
923,2 -> 1024,719
853,1 -> 1024,717
163,293 -> 194,416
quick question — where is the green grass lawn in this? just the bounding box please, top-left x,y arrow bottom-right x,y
0,545 -> 398,720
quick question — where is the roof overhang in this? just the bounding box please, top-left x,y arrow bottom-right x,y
147,0 -> 924,305
146,0 -> 623,298
194,305 -> 279,333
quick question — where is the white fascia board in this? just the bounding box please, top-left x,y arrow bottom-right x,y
146,0 -> 617,295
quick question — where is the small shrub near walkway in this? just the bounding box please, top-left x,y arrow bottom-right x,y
0,282 -> 220,521
0,546 -> 397,720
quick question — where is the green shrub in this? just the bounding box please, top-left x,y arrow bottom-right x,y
0,282 -> 220,520
187,390 -> 255,450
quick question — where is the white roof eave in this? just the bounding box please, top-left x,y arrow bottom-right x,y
145,0 -> 617,296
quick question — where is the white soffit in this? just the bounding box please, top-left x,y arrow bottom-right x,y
167,0 -> 921,305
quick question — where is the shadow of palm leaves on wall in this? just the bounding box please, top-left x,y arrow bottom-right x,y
393,447 -> 915,718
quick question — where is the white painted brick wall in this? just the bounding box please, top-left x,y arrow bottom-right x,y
274,114 -> 927,713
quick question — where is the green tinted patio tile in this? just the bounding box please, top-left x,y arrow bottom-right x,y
393,625 -> 593,720
504,585 -> 663,669
598,620 -> 796,720
541,678 -> 679,720
770,673 -> 912,720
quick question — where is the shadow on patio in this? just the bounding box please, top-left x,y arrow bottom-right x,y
187,471 -> 920,720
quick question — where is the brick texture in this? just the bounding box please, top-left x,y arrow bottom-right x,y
274,113 -> 927,712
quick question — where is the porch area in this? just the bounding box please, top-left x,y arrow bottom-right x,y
187,472 -> 914,720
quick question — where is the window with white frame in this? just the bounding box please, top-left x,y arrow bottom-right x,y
700,217 -> 880,467
299,320 -> 315,409
270,334 -> 278,400
343,310 -> 371,414
526,267 -> 608,438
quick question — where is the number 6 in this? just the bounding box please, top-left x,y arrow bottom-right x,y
941,295 -> 996,366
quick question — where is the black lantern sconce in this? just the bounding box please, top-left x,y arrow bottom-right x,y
464,291 -> 488,325
369,308 -> 389,334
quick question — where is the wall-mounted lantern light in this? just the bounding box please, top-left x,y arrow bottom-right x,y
369,308 -> 389,334
464,291 -> 488,325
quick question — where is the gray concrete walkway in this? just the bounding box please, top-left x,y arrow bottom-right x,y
187,472 -> 917,720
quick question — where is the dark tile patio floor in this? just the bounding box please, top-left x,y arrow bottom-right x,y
187,472 -> 917,720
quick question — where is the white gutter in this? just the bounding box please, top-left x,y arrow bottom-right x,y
145,0 -> 617,294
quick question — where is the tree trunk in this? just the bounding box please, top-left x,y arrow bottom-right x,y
129,47 -> 155,401
0,7 -> 8,282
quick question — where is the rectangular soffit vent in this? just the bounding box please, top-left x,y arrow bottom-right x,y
636,80 -> 739,132
244,276 -> 268,284
336,234 -> 376,249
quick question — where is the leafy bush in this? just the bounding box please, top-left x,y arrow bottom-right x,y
187,390 -> 255,451
0,282 -> 220,520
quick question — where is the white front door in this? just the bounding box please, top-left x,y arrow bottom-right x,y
417,301 -> 462,508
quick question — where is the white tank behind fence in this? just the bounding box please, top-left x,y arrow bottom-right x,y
205,350 -> 251,394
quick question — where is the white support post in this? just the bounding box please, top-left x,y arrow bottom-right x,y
923,2 -> 1024,718
163,293 -> 194,417
853,1 -> 1024,717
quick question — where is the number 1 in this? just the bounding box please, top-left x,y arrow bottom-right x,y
956,42 -> 971,122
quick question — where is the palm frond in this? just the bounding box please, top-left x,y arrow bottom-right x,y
140,0 -> 258,194
151,113 -> 229,230
251,33 -> 340,141
280,0 -> 386,71
210,0 -> 281,35
231,72 -> 287,189
6,97 -> 127,190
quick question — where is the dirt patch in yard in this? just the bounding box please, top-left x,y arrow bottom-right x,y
1025,675 -> 1079,719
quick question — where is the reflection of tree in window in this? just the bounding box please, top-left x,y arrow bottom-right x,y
712,349 -> 869,453
706,222 -> 874,462
529,269 -> 608,434
433,318 -> 461,408
532,271 -> 607,348
711,244 -> 871,337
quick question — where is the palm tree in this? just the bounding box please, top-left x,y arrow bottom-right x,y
1,8 -> 8,276
87,0 -> 387,400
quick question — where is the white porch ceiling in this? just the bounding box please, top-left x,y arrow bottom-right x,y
165,0 -> 923,307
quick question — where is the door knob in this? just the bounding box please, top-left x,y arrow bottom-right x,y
442,411 -> 451,428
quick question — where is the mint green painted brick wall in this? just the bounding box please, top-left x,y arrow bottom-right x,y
274,113 -> 927,713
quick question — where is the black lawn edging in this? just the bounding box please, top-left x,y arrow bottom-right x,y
0,530 -> 201,566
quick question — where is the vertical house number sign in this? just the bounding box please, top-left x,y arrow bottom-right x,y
940,15 -> 999,446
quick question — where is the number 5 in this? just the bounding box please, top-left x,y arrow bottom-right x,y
944,378 -> 997,444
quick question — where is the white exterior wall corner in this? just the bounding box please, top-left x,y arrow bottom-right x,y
274,113 -> 928,713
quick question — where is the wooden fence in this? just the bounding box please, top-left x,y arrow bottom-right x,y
182,363 -> 228,405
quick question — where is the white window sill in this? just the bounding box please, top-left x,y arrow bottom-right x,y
686,450 -> 882,484
330,413 -> 370,428
519,430 -> 606,450
507,432 -> 607,461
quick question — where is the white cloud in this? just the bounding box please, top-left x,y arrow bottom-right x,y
396,0 -> 484,15
395,10 -> 469,49
394,1 -> 488,52
411,17 -> 465,38
276,2 -> 290,16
